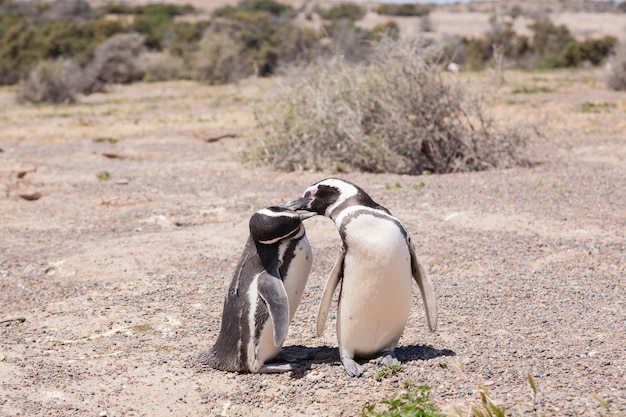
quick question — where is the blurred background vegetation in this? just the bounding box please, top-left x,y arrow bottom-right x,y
2,0 -> 625,174
2,0 -> 625,100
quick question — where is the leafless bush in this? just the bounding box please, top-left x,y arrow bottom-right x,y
139,52 -> 186,82
89,33 -> 146,85
192,29 -> 245,85
323,20 -> 372,64
607,42 -> 626,91
17,59 -> 83,104
420,14 -> 433,33
42,0 -> 94,23
244,38 -> 528,175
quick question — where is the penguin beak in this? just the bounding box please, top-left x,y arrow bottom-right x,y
297,211 -> 317,220
283,196 -> 317,220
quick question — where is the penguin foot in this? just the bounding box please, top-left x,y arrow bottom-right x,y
375,351 -> 399,367
341,356 -> 364,377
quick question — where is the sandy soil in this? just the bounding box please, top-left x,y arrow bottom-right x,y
1,69 -> 625,417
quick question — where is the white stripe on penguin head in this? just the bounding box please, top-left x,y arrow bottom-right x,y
256,208 -> 299,218
310,178 -> 359,218
255,208 -> 302,245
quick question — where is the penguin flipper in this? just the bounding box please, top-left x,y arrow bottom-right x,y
257,271 -> 291,346
316,249 -> 345,337
408,239 -> 439,332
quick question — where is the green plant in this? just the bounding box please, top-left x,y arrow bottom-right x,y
374,361 -> 405,381
0,18 -> 126,86
166,21 -> 210,64
461,16 -> 529,70
512,85 -> 552,94
130,4 -> 194,50
362,381 -> 443,417
590,393 -> 626,417
317,3 -> 365,21
213,0 -> 293,18
580,101 -> 616,113
471,387 -> 507,417
559,36 -> 617,67
527,373 -> 541,415
206,10 -> 318,82
526,19 -> 614,69
376,4 -> 430,17
96,171 -> 111,181
93,137 -> 118,143
528,18 -> 574,60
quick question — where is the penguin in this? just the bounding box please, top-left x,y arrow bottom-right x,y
196,206 -> 314,373
286,178 -> 438,377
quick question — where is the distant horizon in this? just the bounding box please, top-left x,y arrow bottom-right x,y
347,0 -> 620,3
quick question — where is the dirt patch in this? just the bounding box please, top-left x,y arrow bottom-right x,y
1,69 -> 625,416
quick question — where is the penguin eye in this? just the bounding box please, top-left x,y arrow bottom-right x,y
305,188 -> 317,197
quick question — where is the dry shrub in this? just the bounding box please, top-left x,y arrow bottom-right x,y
139,52 -> 186,82
17,59 -> 83,104
244,38 -> 528,174
607,42 -> 626,91
192,30 -> 245,85
42,0 -> 93,23
89,32 -> 146,85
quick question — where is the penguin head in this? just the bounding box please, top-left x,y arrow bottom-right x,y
249,206 -> 305,245
287,178 -> 370,218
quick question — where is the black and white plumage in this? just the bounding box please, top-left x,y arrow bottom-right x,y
287,178 -> 438,377
196,206 -> 314,373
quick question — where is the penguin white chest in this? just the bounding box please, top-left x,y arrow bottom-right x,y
281,236 -> 314,319
338,214 -> 413,357
253,236 -> 313,369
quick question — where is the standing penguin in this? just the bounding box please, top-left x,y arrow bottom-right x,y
196,206 -> 314,373
287,178 -> 438,377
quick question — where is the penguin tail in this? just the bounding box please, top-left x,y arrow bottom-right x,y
193,348 -> 218,368
194,346 -> 246,372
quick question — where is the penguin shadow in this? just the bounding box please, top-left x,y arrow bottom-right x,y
394,344 -> 456,363
273,345 -> 338,379
277,344 -> 455,379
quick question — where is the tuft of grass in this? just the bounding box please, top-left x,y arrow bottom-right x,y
362,381 -> 443,417
129,323 -> 153,332
451,388 -> 507,417
374,361 -> 405,381
471,387 -> 507,417
96,171 -> 112,181
512,86 -> 553,94
580,101 -> 616,113
504,99 -> 526,105
93,137 -> 118,144
245,38 -> 529,175
385,183 -> 403,190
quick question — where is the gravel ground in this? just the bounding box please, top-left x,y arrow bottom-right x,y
1,70 -> 625,417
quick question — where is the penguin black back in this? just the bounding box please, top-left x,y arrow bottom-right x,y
197,206 -> 312,373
